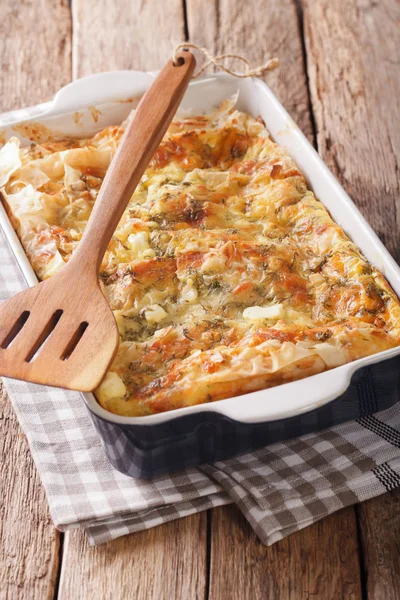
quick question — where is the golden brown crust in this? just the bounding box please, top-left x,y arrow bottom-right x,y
1,99 -> 399,416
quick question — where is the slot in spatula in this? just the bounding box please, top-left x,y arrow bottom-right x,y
0,50 -> 195,391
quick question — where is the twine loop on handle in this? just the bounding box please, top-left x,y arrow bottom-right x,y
173,43 -> 279,78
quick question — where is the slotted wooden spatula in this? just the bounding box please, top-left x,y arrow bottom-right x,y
0,50 -> 195,391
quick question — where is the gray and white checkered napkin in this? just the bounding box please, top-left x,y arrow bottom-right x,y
2,229 -> 400,546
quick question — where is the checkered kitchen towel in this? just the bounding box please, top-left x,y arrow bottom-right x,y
2,228 -> 400,546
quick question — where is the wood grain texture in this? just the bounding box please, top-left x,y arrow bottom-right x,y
303,0 -> 400,262
186,0 -> 314,139
58,516 -> 207,600
0,1 -> 71,597
304,2 -> 400,598
357,495 -> 400,600
208,505 -> 362,600
0,0 -> 72,112
0,383 -> 60,600
72,0 -> 186,78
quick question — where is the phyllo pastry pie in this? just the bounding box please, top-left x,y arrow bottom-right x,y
1,98 -> 400,416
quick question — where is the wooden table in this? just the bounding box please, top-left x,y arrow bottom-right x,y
1,1 -> 399,598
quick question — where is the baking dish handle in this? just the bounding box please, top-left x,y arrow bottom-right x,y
50,70 -> 155,115
216,367 -> 354,423
212,347 -> 400,424
0,71 -> 157,126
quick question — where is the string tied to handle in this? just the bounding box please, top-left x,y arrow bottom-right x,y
173,43 -> 279,79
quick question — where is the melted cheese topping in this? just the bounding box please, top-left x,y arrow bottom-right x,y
1,99 -> 400,416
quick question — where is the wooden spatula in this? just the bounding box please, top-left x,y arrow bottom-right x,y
0,50 -> 195,391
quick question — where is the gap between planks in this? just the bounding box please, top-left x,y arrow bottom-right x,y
0,0 -> 72,597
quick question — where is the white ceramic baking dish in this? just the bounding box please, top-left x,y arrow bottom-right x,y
1,70 -> 400,431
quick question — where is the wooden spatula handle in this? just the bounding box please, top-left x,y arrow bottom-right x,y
72,50 -> 195,275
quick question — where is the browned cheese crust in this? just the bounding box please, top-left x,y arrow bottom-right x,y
1,99 -> 399,416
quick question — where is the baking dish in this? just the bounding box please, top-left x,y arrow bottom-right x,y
1,70 -> 400,477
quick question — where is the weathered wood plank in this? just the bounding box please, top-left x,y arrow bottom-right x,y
0,0 -> 72,112
357,494 -> 400,600
0,384 -> 60,600
186,2 -> 363,598
303,0 -> 400,262
208,505 -> 362,600
0,1 -> 71,597
304,1 -> 400,598
59,3 -> 208,598
186,0 -> 314,139
72,0 -> 186,77
59,517 -> 207,600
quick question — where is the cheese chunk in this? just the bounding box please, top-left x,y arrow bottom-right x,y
127,231 -> 156,259
144,304 -> 167,324
243,304 -> 286,321
96,372 -> 127,403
